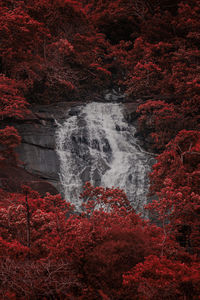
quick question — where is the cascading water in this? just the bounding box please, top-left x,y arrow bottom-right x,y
56,102 -> 152,214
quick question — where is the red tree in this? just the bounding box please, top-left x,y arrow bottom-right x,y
123,255 -> 200,299
147,130 -> 200,255
0,75 -> 29,164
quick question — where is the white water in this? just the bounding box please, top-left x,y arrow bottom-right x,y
56,102 -> 151,213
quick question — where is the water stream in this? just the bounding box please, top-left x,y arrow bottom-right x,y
56,102 -> 152,213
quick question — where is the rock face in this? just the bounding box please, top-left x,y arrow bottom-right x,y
6,97 -> 151,198
13,102 -> 82,194
16,124 -> 60,190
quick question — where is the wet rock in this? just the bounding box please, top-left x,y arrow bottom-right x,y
15,124 -> 55,149
80,167 -> 91,182
93,168 -> 101,186
104,88 -> 125,102
97,158 -> 110,174
102,139 -> 111,153
115,124 -> 121,131
16,143 -> 59,181
91,139 -> 100,150
68,106 -> 82,116
11,102 -> 84,194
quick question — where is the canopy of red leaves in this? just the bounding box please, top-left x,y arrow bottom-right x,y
0,0 -> 200,299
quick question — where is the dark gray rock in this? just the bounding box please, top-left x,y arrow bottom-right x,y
80,167 -> 91,182
15,124 -> 55,149
103,88 -> 126,102
123,101 -> 143,124
14,101 -> 83,194
93,168 -> 101,186
68,106 -> 82,116
102,139 -> 111,153
97,158 -> 110,175
16,143 -> 59,180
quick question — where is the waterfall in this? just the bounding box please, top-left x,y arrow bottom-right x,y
56,102 -> 152,213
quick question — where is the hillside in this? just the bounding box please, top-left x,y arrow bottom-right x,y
0,1 -> 200,299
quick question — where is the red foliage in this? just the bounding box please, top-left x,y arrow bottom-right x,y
80,181 -> 132,212
0,185 -> 164,299
0,74 -> 29,119
147,130 -> 200,255
137,100 -> 181,150
0,188 -> 78,298
118,1 -> 200,101
0,0 -> 112,104
0,4 -> 49,92
0,181 -> 199,299
0,74 -> 29,164
123,255 -> 200,299
150,130 -> 200,193
0,126 -> 21,163
0,1 -> 200,299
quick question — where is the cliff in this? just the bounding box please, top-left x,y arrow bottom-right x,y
1,99 -> 147,196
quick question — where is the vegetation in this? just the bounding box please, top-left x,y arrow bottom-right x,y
0,0 -> 199,298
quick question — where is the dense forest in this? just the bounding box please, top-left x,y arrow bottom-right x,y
0,0 -> 200,299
